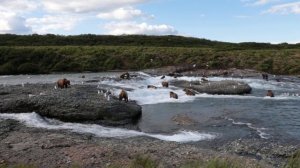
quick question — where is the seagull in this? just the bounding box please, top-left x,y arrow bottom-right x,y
81,81 -> 84,84
107,95 -> 110,101
98,90 -> 100,94
104,92 -> 107,98
28,94 -> 35,98
22,82 -> 24,87
54,85 -> 57,89
189,83 -> 192,87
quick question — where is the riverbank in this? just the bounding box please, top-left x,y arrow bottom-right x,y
0,119 -> 298,168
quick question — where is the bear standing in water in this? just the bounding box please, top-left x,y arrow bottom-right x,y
262,73 -> 269,81
266,90 -> 274,97
183,88 -> 196,96
162,81 -> 169,88
170,91 -> 178,99
119,89 -> 128,102
57,78 -> 70,89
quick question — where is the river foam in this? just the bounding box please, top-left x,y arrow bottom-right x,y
98,74 -> 300,105
0,112 -> 216,143
226,117 -> 270,139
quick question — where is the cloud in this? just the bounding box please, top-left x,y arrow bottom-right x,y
242,0 -> 276,6
26,15 -> 81,34
0,0 -> 38,34
42,0 -> 148,14
253,0 -> 274,5
0,0 -> 38,13
265,2 -> 300,14
0,0 -> 177,35
97,7 -> 153,20
0,11 -> 31,34
104,21 -> 178,35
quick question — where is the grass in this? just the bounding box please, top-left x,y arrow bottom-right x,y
1,151 -> 299,168
284,150 -> 300,168
180,158 -> 262,168
0,164 -> 36,168
129,155 -> 160,168
1,46 -> 300,75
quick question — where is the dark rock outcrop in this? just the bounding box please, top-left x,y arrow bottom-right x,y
171,80 -> 252,95
0,84 -> 142,125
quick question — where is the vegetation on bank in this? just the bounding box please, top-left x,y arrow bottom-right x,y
1,151 -> 300,168
0,34 -> 299,75
0,45 -> 299,75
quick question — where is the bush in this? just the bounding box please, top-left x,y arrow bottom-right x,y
284,151 -> 300,168
129,155 -> 159,168
17,63 -> 42,74
0,62 -> 17,75
180,158 -> 261,168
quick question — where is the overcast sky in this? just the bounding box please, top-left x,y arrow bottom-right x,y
0,0 -> 299,43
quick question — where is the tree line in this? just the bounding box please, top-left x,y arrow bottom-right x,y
0,34 -> 299,50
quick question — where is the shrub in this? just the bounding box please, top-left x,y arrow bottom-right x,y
129,155 -> 159,168
0,62 -> 17,75
17,63 -> 41,74
284,151 -> 300,168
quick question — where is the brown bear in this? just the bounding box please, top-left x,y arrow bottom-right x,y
162,81 -> 169,88
147,85 -> 157,89
170,91 -> 178,99
57,78 -> 70,89
183,88 -> 195,96
119,89 -> 128,102
266,90 -> 274,97
262,73 -> 268,81
120,72 -> 130,80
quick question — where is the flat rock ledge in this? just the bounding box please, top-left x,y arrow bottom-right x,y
171,80 -> 252,95
0,84 -> 142,125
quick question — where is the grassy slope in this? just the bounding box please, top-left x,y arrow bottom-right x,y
0,35 -> 300,75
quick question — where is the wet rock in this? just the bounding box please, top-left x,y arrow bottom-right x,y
0,84 -> 142,125
172,114 -> 197,126
120,72 -> 130,80
143,66 -> 262,78
171,80 -> 252,95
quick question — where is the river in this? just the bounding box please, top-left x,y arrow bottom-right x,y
0,72 -> 299,144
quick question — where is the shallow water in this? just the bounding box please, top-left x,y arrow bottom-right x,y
0,72 -> 300,143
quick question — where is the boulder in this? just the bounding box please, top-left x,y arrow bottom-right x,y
0,84 -> 142,125
171,80 -> 252,95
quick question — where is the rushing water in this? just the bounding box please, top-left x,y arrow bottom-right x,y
0,72 -> 300,143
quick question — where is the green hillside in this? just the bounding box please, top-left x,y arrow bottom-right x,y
0,34 -> 299,75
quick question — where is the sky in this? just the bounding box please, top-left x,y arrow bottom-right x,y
0,0 -> 300,43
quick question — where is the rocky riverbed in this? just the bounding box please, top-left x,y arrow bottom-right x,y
0,119 -> 298,168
